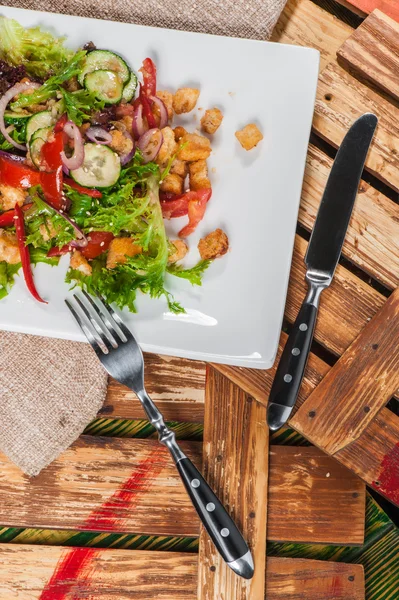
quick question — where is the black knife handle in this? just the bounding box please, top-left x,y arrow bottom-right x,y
176,457 -> 253,578
267,299 -> 318,431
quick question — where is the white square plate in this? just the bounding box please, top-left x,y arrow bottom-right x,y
0,6 -> 319,369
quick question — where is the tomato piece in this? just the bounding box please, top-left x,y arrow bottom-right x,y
64,177 -> 102,198
160,193 -> 189,219
81,231 -> 114,259
0,155 -> 41,188
178,189 -> 212,238
40,166 -> 64,210
54,113 -> 68,133
139,58 -> 157,97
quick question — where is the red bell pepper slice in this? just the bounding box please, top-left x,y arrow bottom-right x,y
139,58 -> 157,97
40,130 -> 65,210
64,177 -> 102,198
0,203 -> 33,227
48,231 -> 114,260
0,155 -> 41,188
14,203 -> 47,304
140,87 -> 157,129
178,189 -> 212,238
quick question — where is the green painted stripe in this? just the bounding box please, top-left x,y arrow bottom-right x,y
84,418 -> 203,441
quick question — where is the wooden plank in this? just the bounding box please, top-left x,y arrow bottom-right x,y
198,367 -> 269,599
268,446 -> 365,545
337,10 -> 399,103
0,545 -> 365,600
265,557 -> 365,600
102,353 -> 205,423
313,61 -> 399,191
335,0 -> 399,22
301,144 -> 399,290
0,436 -> 365,544
271,0 -> 353,71
291,287 -> 399,455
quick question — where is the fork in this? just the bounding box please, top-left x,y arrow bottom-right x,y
66,291 -> 254,579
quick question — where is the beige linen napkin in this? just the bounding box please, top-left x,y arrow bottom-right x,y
0,0 -> 287,476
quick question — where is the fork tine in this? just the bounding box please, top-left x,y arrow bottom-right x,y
65,298 -> 103,355
81,290 -> 127,344
73,294 -> 116,352
96,294 -> 132,342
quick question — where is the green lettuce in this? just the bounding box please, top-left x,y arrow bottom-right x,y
0,261 -> 20,300
0,17 -> 73,78
59,88 -> 105,126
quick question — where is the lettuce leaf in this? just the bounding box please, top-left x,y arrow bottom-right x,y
59,88 -> 105,126
167,260 -> 211,286
0,261 -> 20,300
0,17 -> 73,79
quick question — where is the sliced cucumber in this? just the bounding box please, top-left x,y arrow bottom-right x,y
122,72 -> 138,102
78,50 -> 130,86
71,143 -> 121,188
29,126 -> 52,169
84,70 -> 123,105
4,111 -> 30,125
26,111 -> 55,143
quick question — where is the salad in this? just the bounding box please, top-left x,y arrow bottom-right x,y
0,17 -> 229,312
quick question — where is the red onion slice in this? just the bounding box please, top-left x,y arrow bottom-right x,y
61,121 -> 85,171
138,128 -> 163,164
0,81 -> 40,151
132,103 -> 145,139
86,126 -> 112,145
120,130 -> 135,166
149,95 -> 168,129
40,196 -> 88,247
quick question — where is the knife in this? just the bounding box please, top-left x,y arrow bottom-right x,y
267,113 -> 378,432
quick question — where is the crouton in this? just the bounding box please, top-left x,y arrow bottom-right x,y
168,239 -> 188,264
160,173 -> 184,195
0,184 -> 27,211
109,129 -> 134,156
170,159 -> 187,178
156,126 -> 177,165
119,115 -> 134,133
0,229 -> 20,264
188,160 -> 211,191
198,228 -> 229,260
64,76 -> 80,92
178,133 -> 211,161
173,88 -> 200,114
39,219 -> 60,242
106,237 -> 142,269
235,123 -> 263,151
70,250 -> 92,276
173,126 -> 187,142
201,108 -> 223,134
156,90 -> 174,121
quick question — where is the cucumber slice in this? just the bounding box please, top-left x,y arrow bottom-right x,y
78,50 -> 130,86
122,72 -> 138,102
71,143 -> 121,188
29,126 -> 52,169
84,70 -> 123,105
26,111 -> 55,143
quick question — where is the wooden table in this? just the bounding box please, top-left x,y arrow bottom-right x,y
0,1 -> 398,598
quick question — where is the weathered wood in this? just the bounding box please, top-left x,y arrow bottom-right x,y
0,545 -> 365,600
198,367 -> 269,599
301,145 -> 399,290
272,0 -> 353,71
337,10 -> 399,103
265,557 -> 365,600
268,446 -> 365,545
335,0 -> 399,22
102,353 -> 205,423
313,61 -> 399,191
0,436 -> 365,544
291,287 -> 399,455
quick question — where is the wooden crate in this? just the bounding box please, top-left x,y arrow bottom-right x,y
0,0 -> 398,598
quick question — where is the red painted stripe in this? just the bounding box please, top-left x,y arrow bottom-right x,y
372,442 -> 399,505
39,447 -> 168,598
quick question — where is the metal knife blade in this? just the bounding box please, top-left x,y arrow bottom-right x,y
267,113 -> 378,432
305,113 -> 378,277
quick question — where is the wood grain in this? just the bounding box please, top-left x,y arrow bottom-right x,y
302,145 -> 399,290
291,287 -> 399,455
0,545 -> 365,600
334,0 -> 399,22
337,10 -> 399,103
102,353 -> 206,423
198,367 -> 269,599
268,446 -> 365,545
271,0 -> 352,71
0,436 -> 365,544
313,61 -> 399,191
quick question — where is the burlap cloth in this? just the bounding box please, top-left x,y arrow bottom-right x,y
0,0 -> 287,477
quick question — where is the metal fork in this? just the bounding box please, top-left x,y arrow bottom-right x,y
66,291 -> 254,579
